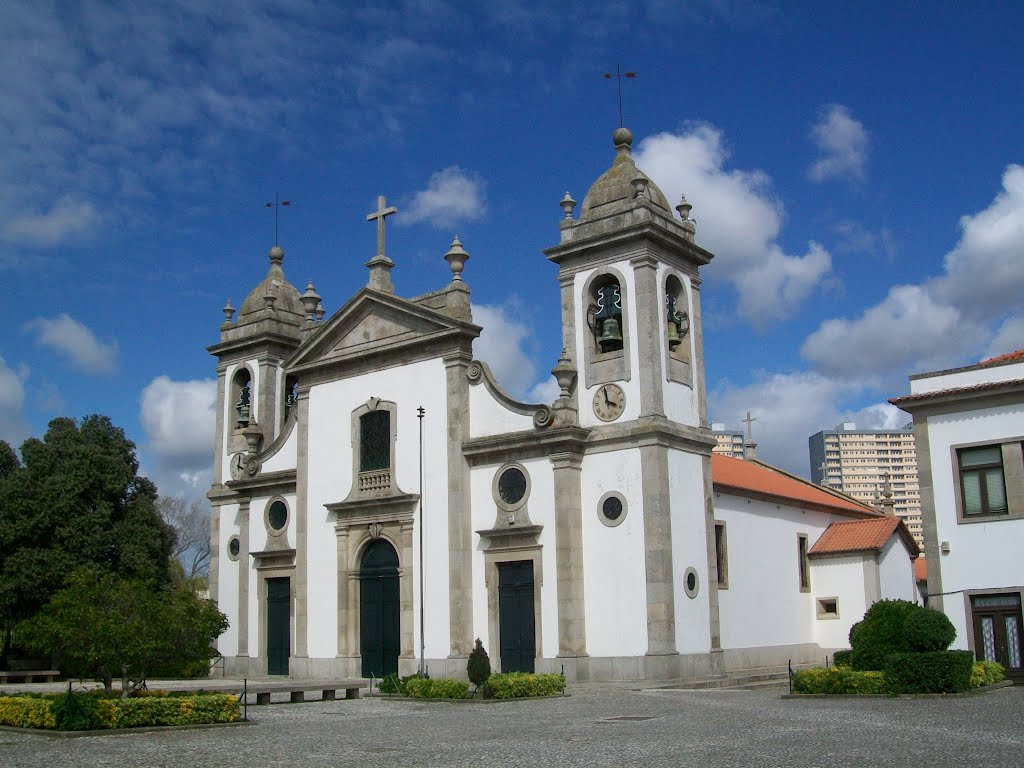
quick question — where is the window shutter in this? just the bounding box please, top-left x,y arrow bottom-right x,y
962,472 -> 982,515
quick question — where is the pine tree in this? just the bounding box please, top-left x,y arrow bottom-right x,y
467,637 -> 491,690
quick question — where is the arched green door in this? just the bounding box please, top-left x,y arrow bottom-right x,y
360,539 -> 400,678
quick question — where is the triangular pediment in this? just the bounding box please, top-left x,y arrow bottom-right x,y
287,288 -> 477,371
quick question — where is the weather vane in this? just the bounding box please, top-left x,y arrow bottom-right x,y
603,65 -> 637,127
265,193 -> 292,245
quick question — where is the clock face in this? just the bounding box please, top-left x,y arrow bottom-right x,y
229,453 -> 246,481
592,383 -> 626,422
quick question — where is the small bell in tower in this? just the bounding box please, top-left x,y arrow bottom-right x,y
599,315 -> 624,352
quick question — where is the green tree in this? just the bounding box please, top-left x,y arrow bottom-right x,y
467,637 -> 491,691
0,416 -> 176,661
18,567 -> 227,695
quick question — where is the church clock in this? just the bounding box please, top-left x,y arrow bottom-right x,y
592,383 -> 626,422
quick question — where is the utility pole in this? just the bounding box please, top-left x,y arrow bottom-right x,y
417,406 -> 425,676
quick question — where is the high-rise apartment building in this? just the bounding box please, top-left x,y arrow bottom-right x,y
711,422 -> 745,458
809,422 -> 923,545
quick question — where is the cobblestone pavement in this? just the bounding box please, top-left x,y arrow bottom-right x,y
1,685 -> 1021,767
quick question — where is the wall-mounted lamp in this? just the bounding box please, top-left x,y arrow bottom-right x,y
940,541 -> 951,555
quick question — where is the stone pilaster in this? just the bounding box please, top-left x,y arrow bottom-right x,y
237,500 -> 250,657
640,443 -> 677,654
631,253 -> 666,418
444,354 -> 473,658
208,503 -> 221,604
701,454 -> 721,649
690,277 -> 710,428
294,389 -> 310,658
258,357 -> 279,439
552,451 -> 587,657
335,525 -> 351,657
214,369 -> 227,482
558,273 -> 581,412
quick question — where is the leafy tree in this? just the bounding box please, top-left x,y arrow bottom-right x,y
467,637 -> 491,691
0,416 -> 176,662
157,496 -> 211,581
18,567 -> 227,695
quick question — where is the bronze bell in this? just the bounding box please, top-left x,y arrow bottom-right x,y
599,317 -> 623,352
667,320 -> 681,350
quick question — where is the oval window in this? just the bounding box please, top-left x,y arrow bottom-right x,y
268,500 -> 288,532
602,496 -> 623,521
228,536 -> 240,559
498,468 -> 527,505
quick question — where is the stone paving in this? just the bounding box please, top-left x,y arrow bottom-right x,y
0,683 -> 1021,767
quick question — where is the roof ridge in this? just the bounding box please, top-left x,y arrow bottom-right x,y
747,457 -> 879,514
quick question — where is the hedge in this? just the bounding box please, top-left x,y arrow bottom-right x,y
883,651 -> 974,694
404,677 -> 469,699
0,692 -> 240,731
970,660 -> 1005,688
487,672 -> 566,699
790,667 -> 888,695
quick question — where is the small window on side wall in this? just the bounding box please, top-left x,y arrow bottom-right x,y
958,445 -> 1008,516
817,597 -> 839,619
798,534 -> 810,592
714,522 -> 728,589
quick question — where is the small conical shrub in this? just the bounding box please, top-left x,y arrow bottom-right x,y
467,638 -> 491,688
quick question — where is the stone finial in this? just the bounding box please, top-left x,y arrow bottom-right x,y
315,302 -> 326,322
551,348 -> 577,398
269,245 -> 285,269
263,293 -> 277,311
676,193 -> 693,221
301,279 -> 321,319
632,175 -> 649,199
444,235 -> 469,282
222,299 -> 235,323
613,127 -> 633,164
560,191 -> 576,219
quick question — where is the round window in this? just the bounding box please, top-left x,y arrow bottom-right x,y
268,500 -> 288,532
603,496 -> 622,521
228,536 -> 240,560
598,491 -> 628,527
497,468 -> 527,505
683,566 -> 699,599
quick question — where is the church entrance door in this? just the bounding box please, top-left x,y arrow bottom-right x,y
359,539 -> 400,678
498,561 -> 535,673
266,577 -> 290,676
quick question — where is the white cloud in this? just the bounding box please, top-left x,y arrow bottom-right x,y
139,376 -> 216,475
633,126 -> 832,325
403,167 -> 487,229
709,370 -> 896,477
1,196 -> 99,247
0,355 -> 30,447
24,314 -> 118,374
471,301 -> 550,401
807,104 -> 869,183
983,316 -> 1024,360
803,165 -> 1024,378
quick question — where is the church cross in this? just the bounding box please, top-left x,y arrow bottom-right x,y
602,65 -> 637,127
265,192 -> 291,245
741,411 -> 757,442
366,195 -> 397,257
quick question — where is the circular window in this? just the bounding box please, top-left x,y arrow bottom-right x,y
493,464 -> 530,512
683,567 -> 699,599
227,536 -> 240,561
267,500 -> 288,534
598,491 -> 628,527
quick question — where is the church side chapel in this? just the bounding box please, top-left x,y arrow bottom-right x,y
207,128 -> 919,682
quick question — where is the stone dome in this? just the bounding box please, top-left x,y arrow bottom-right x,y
578,128 -> 672,220
238,245 -> 304,319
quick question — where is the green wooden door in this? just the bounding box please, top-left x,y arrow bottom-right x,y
266,577 -> 290,676
360,539 -> 400,678
498,561 -> 535,673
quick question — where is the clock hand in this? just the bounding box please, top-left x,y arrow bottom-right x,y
603,387 -> 613,407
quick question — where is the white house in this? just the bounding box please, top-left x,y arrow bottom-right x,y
207,128 -> 917,682
891,350 -> 1024,683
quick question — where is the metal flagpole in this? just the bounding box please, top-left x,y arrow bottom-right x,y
417,406 -> 426,676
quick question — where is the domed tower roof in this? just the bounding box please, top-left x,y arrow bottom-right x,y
578,128 -> 672,220
237,245 -> 304,320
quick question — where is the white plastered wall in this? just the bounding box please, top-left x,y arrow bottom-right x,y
669,450 -> 712,653
580,448 -> 647,657
216,502 -> 241,655
658,263 -> 698,427
809,555 -> 868,649
304,358 -> 449,660
878,536 -> 918,603
259,427 -> 297,473
468,382 -> 536,438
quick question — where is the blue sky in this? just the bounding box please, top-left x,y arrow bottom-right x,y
2,1 -> 1022,499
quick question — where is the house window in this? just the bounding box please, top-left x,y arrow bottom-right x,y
714,522 -> 728,589
817,598 -> 839,619
798,534 -> 810,592
958,445 -> 1008,516
360,411 -> 391,472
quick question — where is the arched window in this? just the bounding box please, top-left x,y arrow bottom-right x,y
581,268 -> 631,386
232,368 -> 252,429
283,375 -> 298,417
665,275 -> 690,352
360,411 -> 391,472
588,276 -> 624,353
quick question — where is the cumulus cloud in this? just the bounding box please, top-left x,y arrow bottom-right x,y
983,316 -> 1024,360
710,370 -> 900,477
633,126 -> 832,325
402,167 -> 486,228
139,376 -> 216,471
1,196 -> 99,247
0,355 -> 30,447
807,104 -> 869,183
803,165 -> 1024,378
24,314 -> 118,374
472,301 -> 554,401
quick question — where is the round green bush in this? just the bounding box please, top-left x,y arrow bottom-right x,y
903,607 -> 955,652
849,599 -> 920,671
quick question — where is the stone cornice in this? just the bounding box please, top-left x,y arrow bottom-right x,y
463,426 -> 590,466
208,331 -> 301,360
544,217 -> 713,272
326,492 -> 420,524
585,418 -> 716,455
225,469 -> 297,498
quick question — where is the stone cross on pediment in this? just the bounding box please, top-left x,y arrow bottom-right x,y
366,195 -> 397,258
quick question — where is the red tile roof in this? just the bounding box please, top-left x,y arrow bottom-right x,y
980,349 -> 1024,366
711,454 -> 879,518
889,377 -> 1024,408
808,516 -> 919,557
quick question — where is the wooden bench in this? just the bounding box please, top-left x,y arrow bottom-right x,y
0,670 -> 61,683
248,682 -> 364,704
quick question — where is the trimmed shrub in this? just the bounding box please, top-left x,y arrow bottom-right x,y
487,672 -> 566,699
883,650 -> 974,694
0,692 -> 239,731
903,608 -> 956,652
970,660 -> 1005,688
404,677 -> 469,699
790,667 -> 888,695
849,599 -> 920,670
378,672 -> 427,695
467,638 -> 491,689
831,650 -> 853,668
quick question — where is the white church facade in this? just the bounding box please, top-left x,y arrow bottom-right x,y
208,129 -> 918,682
